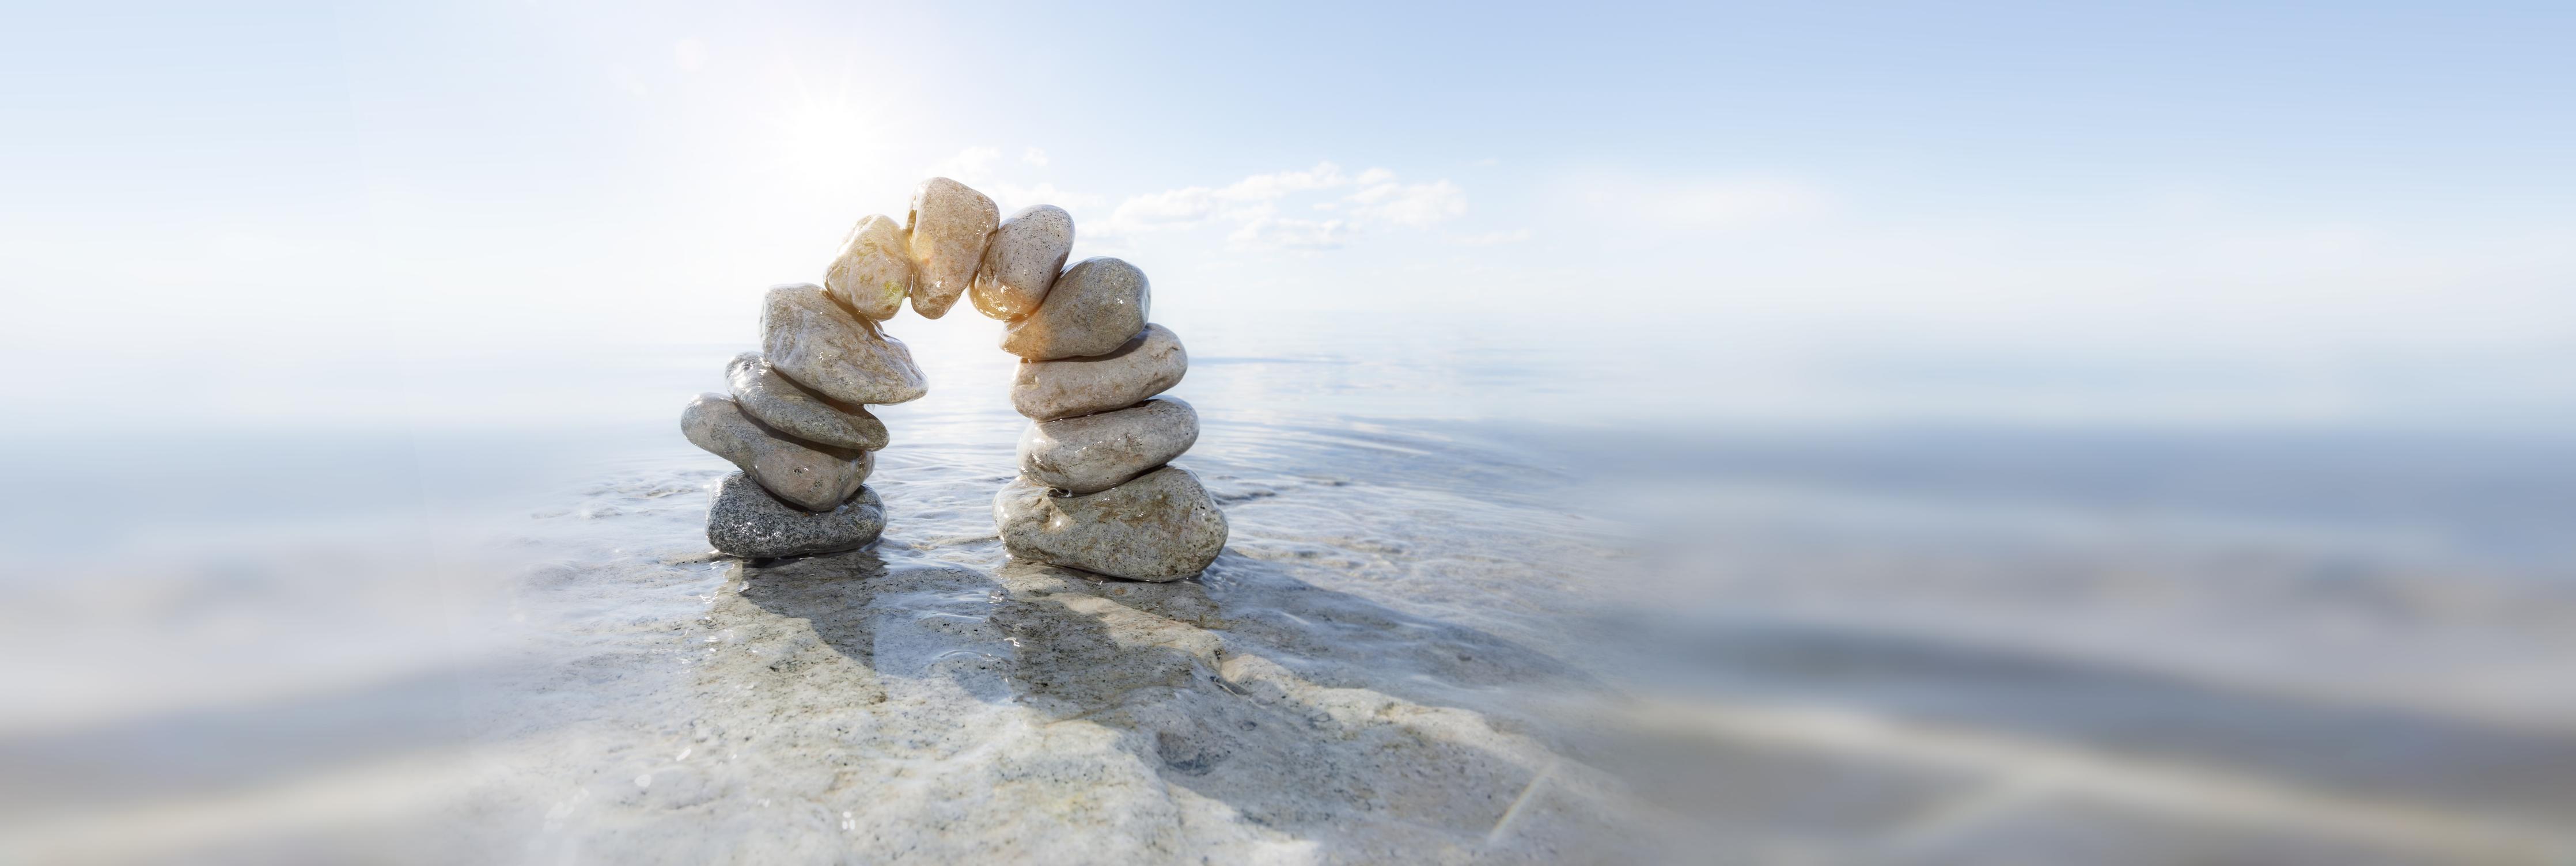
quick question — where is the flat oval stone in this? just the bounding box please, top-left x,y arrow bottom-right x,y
998,257 -> 1149,360
725,352 -> 888,451
707,474 -> 884,559
1018,397 -> 1198,495
903,177 -> 997,320
992,465 -> 1228,581
681,393 -> 874,511
823,214 -> 912,321
969,204 -> 1074,321
1011,324 -> 1186,421
760,283 -> 927,405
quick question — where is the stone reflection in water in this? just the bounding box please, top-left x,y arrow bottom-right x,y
680,549 -> 1660,862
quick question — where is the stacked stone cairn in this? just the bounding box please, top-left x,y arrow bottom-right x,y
684,177 -> 1229,580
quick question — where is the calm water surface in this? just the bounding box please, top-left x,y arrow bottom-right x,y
3,310 -> 2573,863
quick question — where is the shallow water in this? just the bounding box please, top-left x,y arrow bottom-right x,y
3,310 -> 2574,864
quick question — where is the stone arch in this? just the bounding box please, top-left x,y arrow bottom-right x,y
682,177 -> 1229,580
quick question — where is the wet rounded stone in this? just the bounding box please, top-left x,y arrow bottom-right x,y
1011,324 -> 1187,421
707,474 -> 885,558
725,352 -> 888,451
999,257 -> 1150,360
760,283 -> 928,405
969,204 -> 1074,321
823,214 -> 912,321
904,177 -> 998,320
1018,397 -> 1198,495
681,393 -> 874,512
992,465 -> 1228,582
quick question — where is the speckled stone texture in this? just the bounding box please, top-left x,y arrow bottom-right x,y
992,465 -> 1228,581
903,177 -> 998,320
759,283 -> 928,406
726,352 -> 888,451
1018,397 -> 1198,495
999,256 -> 1149,360
969,204 -> 1074,321
705,473 -> 884,558
824,214 -> 912,321
1011,324 -> 1187,421
681,392 -> 874,512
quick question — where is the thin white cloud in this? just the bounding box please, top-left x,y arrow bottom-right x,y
1347,180 -> 1465,227
1107,187 -> 1218,231
919,147 -> 1107,215
1221,162 -> 1348,200
923,146 -> 1004,184
990,182 -> 1106,214
1230,215 -> 1353,251
1105,162 -> 1343,234
1105,162 -> 1466,249
1449,228 -> 1531,246
1628,178 -> 1833,229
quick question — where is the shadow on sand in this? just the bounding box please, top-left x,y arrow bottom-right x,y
726,546 -> 1647,859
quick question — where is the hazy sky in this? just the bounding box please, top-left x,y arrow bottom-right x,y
7,1 -> 2574,428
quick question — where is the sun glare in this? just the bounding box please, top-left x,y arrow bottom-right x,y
751,65 -> 900,188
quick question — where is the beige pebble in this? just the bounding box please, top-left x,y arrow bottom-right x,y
681,393 -> 873,511
823,214 -> 912,321
725,352 -> 888,451
969,204 -> 1074,320
760,283 -> 927,405
904,177 -> 997,319
999,256 -> 1149,360
1010,324 -> 1186,421
1018,397 -> 1198,495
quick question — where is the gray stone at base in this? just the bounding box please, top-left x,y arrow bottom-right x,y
707,473 -> 884,558
993,465 -> 1228,582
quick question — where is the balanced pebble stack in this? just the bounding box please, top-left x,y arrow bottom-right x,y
687,177 -> 1229,580
679,196 -> 940,557
992,250 -> 1229,582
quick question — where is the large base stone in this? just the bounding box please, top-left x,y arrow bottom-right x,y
993,465 -> 1228,582
707,473 -> 884,558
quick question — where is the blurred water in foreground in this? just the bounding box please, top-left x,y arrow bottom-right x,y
1,308 -> 2571,864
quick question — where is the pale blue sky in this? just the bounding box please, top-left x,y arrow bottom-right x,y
6,1 -> 2574,428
